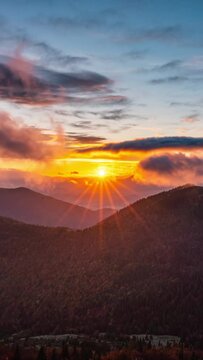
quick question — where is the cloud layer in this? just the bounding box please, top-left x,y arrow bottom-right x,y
0,52 -> 126,106
78,136 -> 203,153
0,112 -> 61,160
140,153 -> 203,175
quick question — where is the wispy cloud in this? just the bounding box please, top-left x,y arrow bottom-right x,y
181,113 -> 200,123
68,134 -> 106,144
70,121 -> 108,130
72,109 -> 131,121
117,25 -> 183,44
31,41 -> 89,67
149,76 -> 188,84
156,60 -> 182,71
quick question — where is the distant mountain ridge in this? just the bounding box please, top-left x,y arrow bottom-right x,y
0,187 -> 115,229
0,185 -> 202,336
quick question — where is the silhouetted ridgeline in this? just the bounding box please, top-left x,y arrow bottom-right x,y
0,185 -> 202,336
0,187 -> 114,229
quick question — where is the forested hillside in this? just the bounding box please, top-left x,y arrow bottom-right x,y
0,185 -> 202,336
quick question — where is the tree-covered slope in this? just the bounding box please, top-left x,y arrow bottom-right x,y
0,185 -> 202,336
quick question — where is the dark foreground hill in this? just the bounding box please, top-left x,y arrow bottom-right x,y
0,185 -> 202,337
0,187 -> 114,229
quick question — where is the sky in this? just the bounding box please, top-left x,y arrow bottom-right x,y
0,0 -> 203,208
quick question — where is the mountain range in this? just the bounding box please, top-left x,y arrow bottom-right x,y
0,187 -> 114,229
0,185 -> 202,337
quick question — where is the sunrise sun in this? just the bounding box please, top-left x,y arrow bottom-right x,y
97,166 -> 107,178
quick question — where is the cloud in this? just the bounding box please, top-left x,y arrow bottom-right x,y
70,121 -> 107,130
124,49 -> 148,60
40,67 -> 111,90
93,95 -> 129,106
149,76 -> 188,84
70,121 -> 93,130
73,109 -> 131,121
102,109 -> 128,120
139,153 -> 203,175
31,41 -> 89,67
170,101 -> 196,107
0,111 -> 62,160
0,52 -> 126,106
136,59 -> 183,74
54,94 -> 128,107
69,134 -> 106,144
120,26 -> 183,44
182,113 -> 200,123
156,60 -> 182,71
78,136 -> 203,153
150,74 -> 203,84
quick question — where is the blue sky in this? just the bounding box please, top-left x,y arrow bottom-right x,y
0,0 -> 202,142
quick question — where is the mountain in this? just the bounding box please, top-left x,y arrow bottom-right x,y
0,187 -> 114,229
0,185 -> 202,337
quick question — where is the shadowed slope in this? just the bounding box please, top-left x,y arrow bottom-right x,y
0,187 -> 114,229
0,185 -> 202,336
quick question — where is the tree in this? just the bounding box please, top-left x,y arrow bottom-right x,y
13,344 -> 20,360
61,342 -> 69,360
37,346 -> 47,360
52,349 -> 58,360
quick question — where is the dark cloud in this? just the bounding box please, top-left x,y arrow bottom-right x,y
149,76 -> 188,84
0,61 -> 51,105
150,74 -> 203,84
0,54 -> 122,106
140,153 -> 203,175
69,134 -> 106,144
39,67 -> 111,90
0,112 -> 60,160
70,121 -> 92,130
153,60 -> 182,71
55,108 -> 131,122
70,121 -> 107,130
54,110 -> 70,117
78,136 -> 203,153
73,109 -> 129,121
97,109 -> 146,121
102,109 -> 128,120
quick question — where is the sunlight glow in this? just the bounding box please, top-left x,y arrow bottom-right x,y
97,166 -> 107,178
